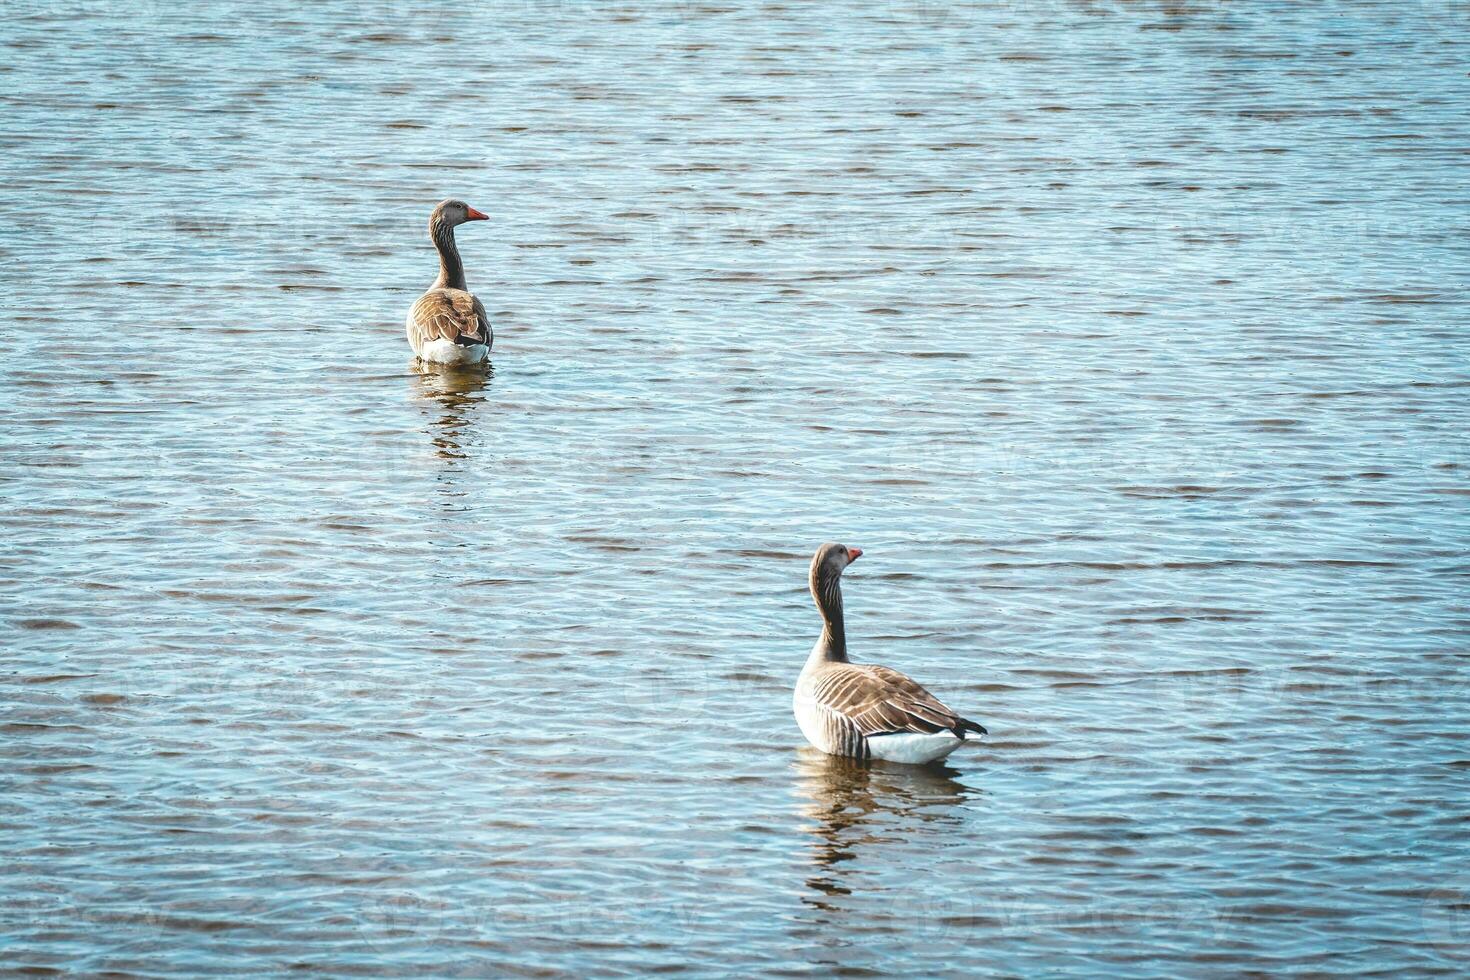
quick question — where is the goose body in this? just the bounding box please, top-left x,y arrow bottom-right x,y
794,543 -> 987,765
407,199 -> 493,365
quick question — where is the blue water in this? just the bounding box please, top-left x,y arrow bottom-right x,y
2,0 -> 1468,974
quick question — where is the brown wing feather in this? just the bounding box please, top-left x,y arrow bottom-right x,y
470,294 -> 494,348
812,664 -> 968,736
410,288 -> 488,346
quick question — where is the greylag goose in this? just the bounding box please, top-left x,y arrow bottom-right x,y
405,199 -> 493,365
794,543 -> 987,764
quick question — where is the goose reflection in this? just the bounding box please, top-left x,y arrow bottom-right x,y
410,360 -> 492,461
792,748 -> 974,913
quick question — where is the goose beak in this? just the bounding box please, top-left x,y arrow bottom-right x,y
465,206 -> 489,221
847,547 -> 863,563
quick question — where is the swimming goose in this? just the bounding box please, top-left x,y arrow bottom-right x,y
406,199 -> 493,365
794,543 -> 987,764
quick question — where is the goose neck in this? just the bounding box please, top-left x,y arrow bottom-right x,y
811,574 -> 849,664
431,218 -> 466,290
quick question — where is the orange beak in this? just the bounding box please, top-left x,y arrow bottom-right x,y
847,547 -> 863,562
465,206 -> 489,221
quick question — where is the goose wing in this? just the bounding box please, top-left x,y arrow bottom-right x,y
813,664 -> 983,737
410,288 -> 489,347
471,293 -> 494,349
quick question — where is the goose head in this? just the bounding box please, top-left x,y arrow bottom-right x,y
431,198 -> 489,230
810,542 -> 862,590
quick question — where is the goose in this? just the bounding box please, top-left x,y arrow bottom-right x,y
406,199 -> 493,365
794,543 -> 987,765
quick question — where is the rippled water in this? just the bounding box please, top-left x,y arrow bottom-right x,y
3,0 -> 1468,974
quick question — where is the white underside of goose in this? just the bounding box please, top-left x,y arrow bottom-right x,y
415,337 -> 489,365
866,730 -> 970,764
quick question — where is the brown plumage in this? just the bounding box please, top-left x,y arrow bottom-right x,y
808,663 -> 981,739
408,288 -> 490,348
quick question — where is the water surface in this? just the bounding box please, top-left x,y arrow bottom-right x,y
2,0 -> 1468,974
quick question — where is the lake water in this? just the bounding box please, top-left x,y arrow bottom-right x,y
2,0 -> 1468,974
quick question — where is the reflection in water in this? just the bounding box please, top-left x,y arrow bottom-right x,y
411,361 -> 492,511
792,749 -> 975,914
411,360 -> 492,461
